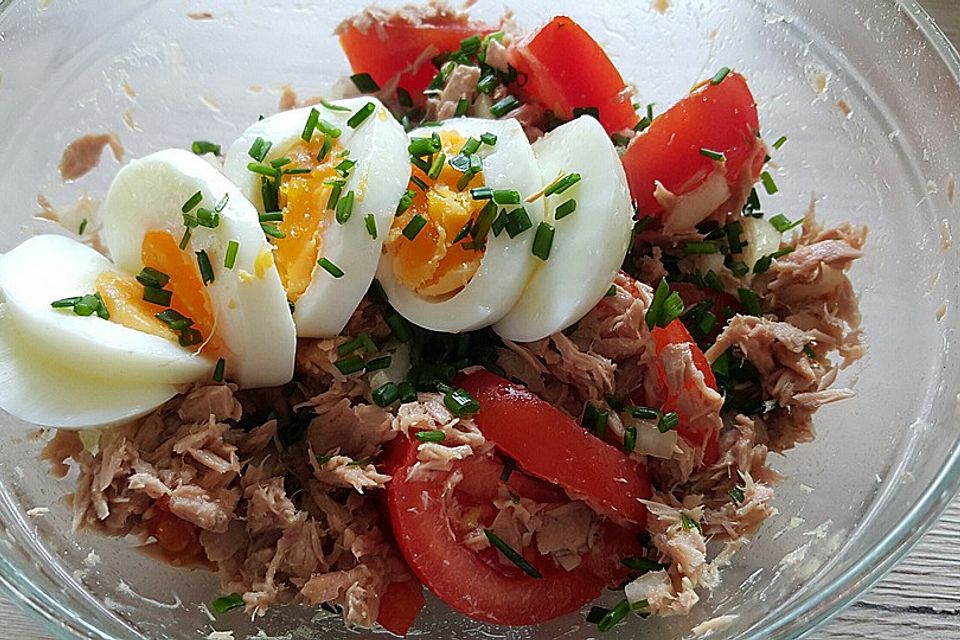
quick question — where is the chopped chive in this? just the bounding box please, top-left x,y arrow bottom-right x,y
606,284 -> 617,297
335,158 -> 357,177
247,137 -> 272,163
760,170 -> 779,194
196,207 -> 220,229
320,99 -> 351,112
492,189 -> 521,205
586,606 -> 611,625
630,406 -> 660,420
699,148 -> 726,162
396,88 -> 414,108
803,344 -> 816,359
136,267 -> 170,289
490,95 -> 522,118
543,173 -> 582,198
373,382 -> 400,407
337,336 -> 365,357
178,327 -> 203,347
704,270 -> 725,292
415,430 -> 446,443
491,208 -> 509,237
78,218 -> 88,235
729,486 -> 746,504
142,285 -> 172,307
684,241 -> 721,255
398,381 -> 417,403
212,358 -> 226,383
428,152 -> 446,180
454,97 -> 470,117
646,279 -> 669,330
196,250 -> 214,286
680,512 -> 702,532
658,412 -> 679,433
182,212 -> 199,229
448,153 -> 472,173
408,136 -> 441,157
155,309 -> 193,330
247,162 -> 280,179
258,212 -> 284,223
301,107 -> 321,142
51,296 -> 82,309
710,66 -> 732,85
395,189 -> 416,216
452,218 -> 473,244
753,246 -> 794,274
769,214 -> 803,233
223,241 -> 240,269
483,530 -> 542,578
346,102 -> 376,129
192,140 -> 221,156
410,175 -> 429,191
500,458 -> 516,482
471,186 -> 493,200
317,119 -> 342,139
582,403 -> 600,430
386,312 -> 413,343
270,157 -> 291,169
212,593 -> 244,614
403,214 -> 428,240
622,557 -> 666,572
215,193 -> 230,213
725,221 -> 744,254
459,33 -> 482,54
71,294 -> 99,317
93,293 -> 109,319
635,115 -> 653,132
727,259 -> 749,277
350,72 -> 380,93
327,180 -> 344,211
480,132 -> 498,146
364,213 -> 378,239
460,137 -> 481,155
476,73 -> 498,94
596,599 -> 631,632
318,257 -> 344,278
260,222 -> 286,239
443,387 -> 480,417
317,136 -> 332,163
181,190 -> 203,213
334,354 -> 365,375
531,222 -> 555,261
772,135 -> 788,150
365,355 -> 392,371
261,176 -> 279,212
505,207 -> 532,238
738,288 -> 762,315
335,190 -> 355,224
594,409 -> 609,438
468,200 -> 498,248
411,155 -> 432,173
555,199 -> 577,219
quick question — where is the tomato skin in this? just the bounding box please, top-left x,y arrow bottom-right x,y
651,320 -> 721,464
338,19 -> 492,101
386,437 -> 637,626
376,579 -> 426,637
458,371 -> 652,526
622,72 -> 763,217
508,16 -> 639,133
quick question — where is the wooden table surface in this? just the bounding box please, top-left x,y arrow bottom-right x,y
2,1 -> 960,638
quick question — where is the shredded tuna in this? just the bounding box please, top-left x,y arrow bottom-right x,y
425,64 -> 481,121
59,133 -> 124,181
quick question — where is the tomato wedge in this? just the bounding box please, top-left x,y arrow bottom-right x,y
376,579 -> 426,637
508,16 -> 639,134
458,371 -> 651,525
385,437 -> 638,626
622,72 -> 764,218
650,320 -> 721,464
338,16 -> 492,101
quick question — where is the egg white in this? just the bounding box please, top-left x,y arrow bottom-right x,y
494,116 -> 634,342
223,98 -> 410,337
102,148 -> 297,389
377,117 -> 545,333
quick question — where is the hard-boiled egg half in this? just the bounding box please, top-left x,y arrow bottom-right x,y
0,149 -> 297,429
376,117 -> 545,333
223,98 -> 410,337
494,116 -> 634,342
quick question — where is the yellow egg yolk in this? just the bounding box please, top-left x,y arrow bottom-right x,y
386,131 -> 486,298
271,136 -> 344,303
95,229 -> 222,354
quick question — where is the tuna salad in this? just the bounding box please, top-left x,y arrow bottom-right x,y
3,2 -> 864,635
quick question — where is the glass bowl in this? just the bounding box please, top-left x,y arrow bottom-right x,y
0,0 -> 959,638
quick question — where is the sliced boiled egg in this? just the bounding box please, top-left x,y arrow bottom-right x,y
376,117 -> 545,333
102,148 -> 297,389
0,235 -> 213,428
494,116 -> 634,342
222,97 -> 410,337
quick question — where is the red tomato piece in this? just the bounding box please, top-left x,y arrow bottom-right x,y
622,72 -> 764,217
386,437 -> 638,626
376,579 -> 426,637
147,496 -> 203,558
338,18 -> 492,101
454,453 -> 569,505
651,320 -> 721,464
457,370 -> 651,526
508,16 -> 639,134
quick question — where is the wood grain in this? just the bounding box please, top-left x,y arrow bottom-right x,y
1,2 -> 959,639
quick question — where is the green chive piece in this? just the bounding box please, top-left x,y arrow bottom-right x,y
178,327 -> 203,347
490,95 -> 522,118
395,189 -> 416,216
403,214 -> 428,240
220,241 -> 239,270
182,212 -> 199,229
247,162 -> 280,179
365,355 -> 392,371
260,222 -> 286,239
594,409 -> 609,438
334,354 -> 365,375
398,381 -> 417,403
468,201 -> 498,248
646,278 -> 669,330
212,593 -> 245,614
196,207 -> 220,229
631,406 -> 661,421
181,190 -> 203,213
505,207 -> 533,238
586,606 -> 611,625
408,136 -> 441,157
317,119 -> 341,139
460,137 -> 481,156
335,190 -> 355,224
727,259 -> 749,277
51,296 -> 82,309
448,153 -> 473,173
301,107 -> 321,142
738,288 -> 762,315
337,336 -> 365,357
532,222 -> 555,261
471,186 -> 494,200
326,180 -> 344,211
270,157 -> 291,169
78,218 -> 88,235
317,136 -> 332,163
364,213 -> 378,239
212,358 -> 226,383
704,270 -> 725,292
346,102 -> 376,129
760,170 -> 779,194
321,99 -> 351,113
555,199 -> 577,220
500,458 -> 516,482
725,221 -> 745,254
443,387 -> 480,417
605,284 -> 617,297
622,557 -> 666,573
729,486 -> 746,503
492,189 -> 521,205
350,72 -> 380,94
71,294 -> 99,317
93,293 -> 109,319
386,312 -> 413,343
454,97 -> 470,117
772,135 -> 788,150
318,257 -> 344,278
544,173 -> 582,198
428,152 -> 446,180
415,430 -> 446,443
215,193 -> 230,213
699,148 -> 726,162
684,241 -> 721,255
483,530 -> 542,578
410,155 -> 431,173
582,403 -> 600,430
136,267 -> 171,289
476,73 -> 498,95
658,412 -> 679,433
480,132 -> 498,146
680,512 -> 702,532
491,208 -> 509,237
192,140 -> 221,156
247,137 -> 272,162
258,212 -> 284,223
155,309 -> 193,330
261,176 -> 280,212
196,250 -> 214,286
373,382 -> 400,407
410,175 -> 429,191
769,214 -> 803,233
753,246 -> 794,274
596,599 -> 631,632
452,218 -> 474,244
142,286 -> 173,307
710,66 -> 732,85
335,158 -> 357,177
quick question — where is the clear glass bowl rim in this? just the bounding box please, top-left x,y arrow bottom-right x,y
0,1 -> 957,638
